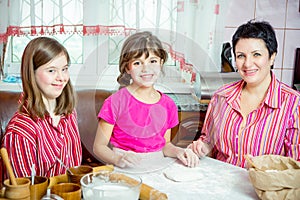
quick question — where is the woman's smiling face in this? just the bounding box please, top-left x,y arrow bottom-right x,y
127,51 -> 162,88
235,38 -> 276,87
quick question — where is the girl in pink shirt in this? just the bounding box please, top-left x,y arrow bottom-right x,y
93,31 -> 199,168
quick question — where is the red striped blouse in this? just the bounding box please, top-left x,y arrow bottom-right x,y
2,103 -> 82,177
201,73 -> 300,168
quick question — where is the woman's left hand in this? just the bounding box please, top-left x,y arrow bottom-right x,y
176,148 -> 200,168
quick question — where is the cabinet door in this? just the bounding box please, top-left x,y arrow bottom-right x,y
171,111 -> 206,148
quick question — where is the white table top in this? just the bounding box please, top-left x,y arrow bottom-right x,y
118,157 -> 259,200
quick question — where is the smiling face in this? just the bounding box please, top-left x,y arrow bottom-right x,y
235,38 -> 276,87
35,53 -> 70,100
126,52 -> 162,88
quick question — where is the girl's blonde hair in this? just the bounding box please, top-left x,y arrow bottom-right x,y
117,31 -> 168,88
20,37 -> 76,119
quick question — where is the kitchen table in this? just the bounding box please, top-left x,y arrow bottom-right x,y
116,156 -> 259,200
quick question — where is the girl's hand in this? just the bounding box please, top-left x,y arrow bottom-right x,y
188,140 -> 210,158
114,151 -> 141,168
176,148 -> 199,168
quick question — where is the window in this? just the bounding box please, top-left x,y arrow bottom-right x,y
3,0 -> 226,90
11,35 -> 83,64
5,0 -> 177,81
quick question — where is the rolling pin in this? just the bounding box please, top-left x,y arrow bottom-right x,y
0,147 -> 18,185
109,173 -> 168,200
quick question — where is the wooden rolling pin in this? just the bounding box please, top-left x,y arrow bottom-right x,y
109,173 -> 168,200
93,164 -> 114,173
0,147 -> 17,185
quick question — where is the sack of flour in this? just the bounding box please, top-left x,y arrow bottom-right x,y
246,155 -> 300,200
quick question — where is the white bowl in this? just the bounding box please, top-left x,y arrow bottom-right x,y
80,171 -> 142,200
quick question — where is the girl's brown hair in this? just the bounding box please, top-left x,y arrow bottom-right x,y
20,37 -> 76,119
117,31 -> 168,88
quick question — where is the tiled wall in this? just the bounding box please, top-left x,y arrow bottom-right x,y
223,0 -> 300,87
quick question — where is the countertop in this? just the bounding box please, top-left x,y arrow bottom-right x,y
115,156 -> 258,200
0,82 -> 207,112
166,93 -> 208,112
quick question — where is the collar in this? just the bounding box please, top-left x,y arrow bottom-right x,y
217,72 -> 281,109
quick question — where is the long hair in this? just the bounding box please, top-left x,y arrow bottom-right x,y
117,31 -> 168,88
20,37 -> 76,119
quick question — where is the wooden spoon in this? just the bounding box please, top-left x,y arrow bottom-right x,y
1,147 -> 18,185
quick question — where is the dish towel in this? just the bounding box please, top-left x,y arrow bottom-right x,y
163,162 -> 204,182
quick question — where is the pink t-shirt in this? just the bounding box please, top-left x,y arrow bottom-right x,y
98,88 -> 178,152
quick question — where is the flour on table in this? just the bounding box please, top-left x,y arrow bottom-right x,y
163,162 -> 204,182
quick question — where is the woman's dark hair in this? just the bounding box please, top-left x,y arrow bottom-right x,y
232,20 -> 278,68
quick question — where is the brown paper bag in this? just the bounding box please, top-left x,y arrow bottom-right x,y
246,155 -> 300,200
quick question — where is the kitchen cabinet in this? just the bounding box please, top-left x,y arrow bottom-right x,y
166,93 -> 209,148
293,48 -> 300,90
171,110 -> 207,148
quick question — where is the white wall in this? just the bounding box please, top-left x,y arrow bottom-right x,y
223,0 -> 300,86
96,0 -> 300,91
2,0 -> 299,92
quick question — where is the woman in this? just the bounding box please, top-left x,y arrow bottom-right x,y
190,20 -> 300,168
1,37 -> 82,177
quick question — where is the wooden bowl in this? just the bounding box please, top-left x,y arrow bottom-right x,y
51,183 -> 81,200
4,178 -> 30,199
67,165 -> 93,185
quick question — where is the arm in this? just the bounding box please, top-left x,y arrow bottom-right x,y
162,129 -> 199,167
188,140 -> 212,158
188,96 -> 217,158
93,119 -> 140,168
284,108 -> 300,161
93,119 -> 116,164
2,133 -> 36,177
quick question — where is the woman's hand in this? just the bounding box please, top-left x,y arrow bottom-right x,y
114,151 -> 141,168
188,140 -> 210,158
176,148 -> 199,168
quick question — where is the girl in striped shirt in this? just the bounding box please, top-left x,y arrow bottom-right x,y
190,20 -> 300,168
1,37 -> 82,177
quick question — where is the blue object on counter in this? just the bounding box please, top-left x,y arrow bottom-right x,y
3,75 -> 22,83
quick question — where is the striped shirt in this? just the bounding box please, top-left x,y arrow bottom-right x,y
1,100 -> 82,177
201,72 -> 300,168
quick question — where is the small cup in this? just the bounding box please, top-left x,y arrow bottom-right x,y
27,176 -> 49,200
51,183 -> 81,200
67,165 -> 93,185
4,177 -> 31,200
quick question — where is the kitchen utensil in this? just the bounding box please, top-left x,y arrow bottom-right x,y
31,164 -> 36,185
3,178 -> 30,199
56,157 -> 74,175
1,147 -> 17,185
27,176 -> 49,200
80,171 -> 142,200
51,183 -> 81,200
67,165 -> 93,185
